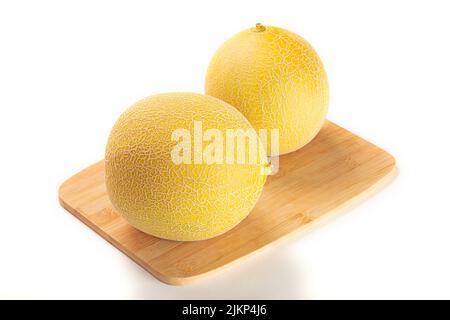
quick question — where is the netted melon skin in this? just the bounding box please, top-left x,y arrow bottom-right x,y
205,25 -> 329,156
105,93 -> 267,241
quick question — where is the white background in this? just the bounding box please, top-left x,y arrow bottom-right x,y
1,0 -> 449,299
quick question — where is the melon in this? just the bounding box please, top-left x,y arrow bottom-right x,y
205,23 -> 329,156
105,92 -> 269,241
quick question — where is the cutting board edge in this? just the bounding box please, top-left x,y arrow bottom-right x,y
58,195 -> 174,284
58,163 -> 397,285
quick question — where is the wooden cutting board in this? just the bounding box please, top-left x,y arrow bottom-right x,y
59,121 -> 396,285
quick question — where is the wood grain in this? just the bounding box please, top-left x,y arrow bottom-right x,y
58,121 -> 396,285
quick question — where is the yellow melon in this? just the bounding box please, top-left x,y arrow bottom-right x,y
105,92 -> 269,241
205,23 -> 329,156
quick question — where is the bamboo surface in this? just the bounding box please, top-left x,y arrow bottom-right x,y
59,121 -> 396,285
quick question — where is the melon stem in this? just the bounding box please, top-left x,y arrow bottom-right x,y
262,161 -> 273,175
254,23 -> 266,32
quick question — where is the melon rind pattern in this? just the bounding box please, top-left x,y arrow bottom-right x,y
105,93 -> 268,241
205,25 -> 329,155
